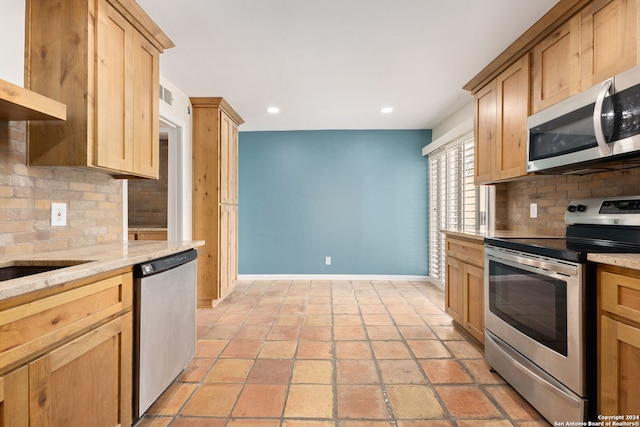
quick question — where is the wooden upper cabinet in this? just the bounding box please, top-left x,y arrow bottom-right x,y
496,54 -> 530,181
473,55 -> 530,184
474,81 -> 497,185
532,16 -> 581,113
580,0 -> 639,88
25,0 -> 173,179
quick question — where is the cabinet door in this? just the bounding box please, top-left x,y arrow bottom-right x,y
96,0 -> 135,174
29,313 -> 132,427
600,268 -> 640,323
445,257 -> 464,325
474,81 -> 497,185
0,366 -> 28,427
220,111 -> 239,204
581,0 -> 639,88
219,204 -> 238,298
600,316 -> 640,415
495,54 -> 530,181
132,31 -> 160,178
464,263 -> 484,344
532,16 -> 581,113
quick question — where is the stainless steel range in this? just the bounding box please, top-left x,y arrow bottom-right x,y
484,195 -> 640,424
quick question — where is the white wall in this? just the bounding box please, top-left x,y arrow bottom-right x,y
431,101 -> 473,141
158,76 -> 193,241
423,100 -> 474,156
1,0 -> 26,85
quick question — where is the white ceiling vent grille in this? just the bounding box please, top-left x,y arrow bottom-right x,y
159,84 -> 173,106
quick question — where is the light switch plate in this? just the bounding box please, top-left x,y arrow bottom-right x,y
530,202 -> 538,219
51,203 -> 67,226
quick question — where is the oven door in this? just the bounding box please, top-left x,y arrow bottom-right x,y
484,245 -> 586,396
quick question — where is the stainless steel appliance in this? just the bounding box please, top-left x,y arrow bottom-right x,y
133,249 -> 198,419
527,64 -> 640,174
484,195 -> 640,423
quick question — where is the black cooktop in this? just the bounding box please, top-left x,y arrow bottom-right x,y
484,237 -> 586,262
485,224 -> 640,263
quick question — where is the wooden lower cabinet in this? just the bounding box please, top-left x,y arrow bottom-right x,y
598,265 -> 640,414
445,236 -> 485,344
0,270 -> 133,427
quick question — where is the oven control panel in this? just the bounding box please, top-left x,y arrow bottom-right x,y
565,195 -> 640,225
599,199 -> 640,214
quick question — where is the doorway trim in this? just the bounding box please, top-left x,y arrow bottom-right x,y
123,113 -> 191,241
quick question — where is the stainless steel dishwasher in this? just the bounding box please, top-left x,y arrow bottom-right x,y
133,249 -> 198,419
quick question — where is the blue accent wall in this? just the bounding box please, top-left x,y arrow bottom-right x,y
238,129 -> 431,275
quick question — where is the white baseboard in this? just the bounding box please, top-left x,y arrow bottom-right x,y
238,274 -> 429,282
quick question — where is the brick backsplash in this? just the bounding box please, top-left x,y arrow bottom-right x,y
0,120 -> 123,256
495,167 -> 640,236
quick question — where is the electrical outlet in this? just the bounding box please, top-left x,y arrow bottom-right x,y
324,256 -> 331,266
530,202 -> 538,219
51,203 -> 67,226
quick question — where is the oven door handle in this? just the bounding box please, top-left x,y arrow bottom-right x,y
593,77 -> 613,156
484,246 -> 579,277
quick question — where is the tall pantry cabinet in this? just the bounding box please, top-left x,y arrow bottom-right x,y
191,98 -> 244,307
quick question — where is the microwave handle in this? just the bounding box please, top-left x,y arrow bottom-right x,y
593,78 -> 613,155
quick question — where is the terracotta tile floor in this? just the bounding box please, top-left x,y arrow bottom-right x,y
136,280 -> 551,427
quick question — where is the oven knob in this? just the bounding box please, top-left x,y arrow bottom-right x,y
577,204 -> 587,212
567,205 -> 577,212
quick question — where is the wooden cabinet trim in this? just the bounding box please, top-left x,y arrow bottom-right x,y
0,79 -> 66,121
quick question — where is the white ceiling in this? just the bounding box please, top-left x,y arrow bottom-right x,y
136,0 -> 559,132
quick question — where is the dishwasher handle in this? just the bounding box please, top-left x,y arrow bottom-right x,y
133,249 -> 197,278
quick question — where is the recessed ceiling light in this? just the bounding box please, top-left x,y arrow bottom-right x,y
266,106 -> 280,114
380,106 -> 393,114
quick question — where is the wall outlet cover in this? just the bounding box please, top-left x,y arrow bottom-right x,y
530,202 -> 538,219
51,203 -> 67,226
324,256 -> 331,266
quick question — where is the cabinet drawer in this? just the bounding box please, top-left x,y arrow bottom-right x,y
446,237 -> 484,267
0,271 -> 132,373
600,267 -> 640,324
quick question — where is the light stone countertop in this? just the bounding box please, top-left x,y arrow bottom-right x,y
0,240 -> 204,301
587,253 -> 640,270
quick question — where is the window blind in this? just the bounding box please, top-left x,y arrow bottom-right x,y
428,133 -> 479,285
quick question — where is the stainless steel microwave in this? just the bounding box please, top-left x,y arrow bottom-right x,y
527,64 -> 640,174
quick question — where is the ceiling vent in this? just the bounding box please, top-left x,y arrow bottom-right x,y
159,84 -> 173,106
